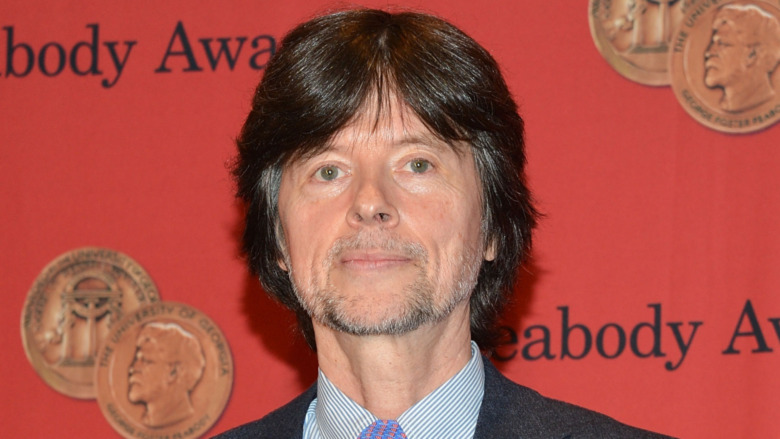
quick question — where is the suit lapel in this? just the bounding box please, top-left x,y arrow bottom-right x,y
473,358 -> 572,439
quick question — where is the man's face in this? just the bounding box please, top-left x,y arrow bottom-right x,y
705,19 -> 752,88
127,338 -> 170,403
277,103 -> 489,336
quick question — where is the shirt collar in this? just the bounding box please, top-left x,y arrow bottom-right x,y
309,341 -> 485,439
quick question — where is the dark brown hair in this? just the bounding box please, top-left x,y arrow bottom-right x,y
233,8 -> 537,351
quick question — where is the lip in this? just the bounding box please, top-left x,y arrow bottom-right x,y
339,251 -> 412,270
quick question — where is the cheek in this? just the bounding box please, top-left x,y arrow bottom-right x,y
406,194 -> 483,251
423,196 -> 452,222
282,220 -> 317,271
280,200 -> 343,274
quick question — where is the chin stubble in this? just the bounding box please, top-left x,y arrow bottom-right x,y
287,230 -> 482,336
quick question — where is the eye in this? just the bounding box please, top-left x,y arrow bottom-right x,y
405,158 -> 432,174
315,165 -> 342,181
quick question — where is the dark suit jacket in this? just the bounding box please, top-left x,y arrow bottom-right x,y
213,359 -> 674,438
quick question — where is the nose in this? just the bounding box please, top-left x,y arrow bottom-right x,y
346,173 -> 399,229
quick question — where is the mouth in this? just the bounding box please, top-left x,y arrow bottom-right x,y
704,55 -> 719,69
339,251 -> 413,270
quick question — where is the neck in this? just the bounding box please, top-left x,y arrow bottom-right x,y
314,304 -> 473,420
143,393 -> 193,428
722,77 -> 773,113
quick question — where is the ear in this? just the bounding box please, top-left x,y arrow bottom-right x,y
746,47 -> 758,67
168,362 -> 180,383
484,238 -> 497,262
277,257 -> 288,271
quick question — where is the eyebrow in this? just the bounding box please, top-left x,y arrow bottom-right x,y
290,127 -> 466,168
391,134 -> 452,150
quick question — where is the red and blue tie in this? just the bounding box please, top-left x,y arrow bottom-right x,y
358,419 -> 408,439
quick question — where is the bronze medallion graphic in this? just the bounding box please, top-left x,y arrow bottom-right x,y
21,247 -> 160,399
670,0 -> 780,133
95,302 -> 233,439
590,0 -> 693,85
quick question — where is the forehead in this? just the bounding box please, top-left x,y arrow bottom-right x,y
136,335 -> 164,355
713,19 -> 737,37
289,96 -> 468,165
335,105 -> 450,149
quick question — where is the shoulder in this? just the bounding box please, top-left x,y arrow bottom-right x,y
476,359 -> 675,439
210,385 -> 316,439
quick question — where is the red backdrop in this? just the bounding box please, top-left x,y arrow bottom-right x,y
2,1 -> 779,438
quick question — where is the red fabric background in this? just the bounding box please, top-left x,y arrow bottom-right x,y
2,1 -> 779,437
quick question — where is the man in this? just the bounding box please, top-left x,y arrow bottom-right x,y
218,8 -> 671,438
128,322 -> 206,428
704,4 -> 780,113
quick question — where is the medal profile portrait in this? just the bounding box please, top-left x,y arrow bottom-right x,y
703,3 -> 780,113
669,0 -> 780,132
127,322 -> 206,428
96,302 -> 233,439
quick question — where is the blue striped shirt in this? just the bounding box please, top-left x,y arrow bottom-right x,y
302,341 -> 484,439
